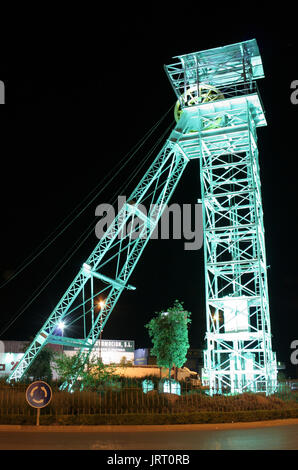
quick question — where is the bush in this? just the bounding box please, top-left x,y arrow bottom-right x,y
1,408 -> 298,426
1,380 -> 298,424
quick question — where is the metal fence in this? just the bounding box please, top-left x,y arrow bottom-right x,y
0,380 -> 297,416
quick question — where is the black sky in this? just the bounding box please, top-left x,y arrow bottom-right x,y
0,12 -> 298,374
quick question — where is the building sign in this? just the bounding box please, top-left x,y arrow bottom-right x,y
0,353 -> 23,377
134,348 -> 149,365
0,340 -> 136,377
95,340 -> 135,352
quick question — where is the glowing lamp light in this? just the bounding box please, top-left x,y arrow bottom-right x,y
98,300 -> 105,309
57,321 -> 66,332
159,379 -> 181,395
142,379 -> 154,394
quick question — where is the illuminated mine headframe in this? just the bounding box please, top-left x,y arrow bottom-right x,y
7,40 -> 277,394
165,39 -> 277,394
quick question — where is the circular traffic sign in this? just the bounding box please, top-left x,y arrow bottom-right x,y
26,381 -> 52,409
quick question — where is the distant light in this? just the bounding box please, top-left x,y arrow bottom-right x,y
160,379 -> 181,395
83,263 -> 91,271
98,300 -> 105,309
57,321 -> 65,332
142,379 -> 154,394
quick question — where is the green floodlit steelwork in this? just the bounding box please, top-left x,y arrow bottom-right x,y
7,39 -> 277,395
165,39 -> 277,395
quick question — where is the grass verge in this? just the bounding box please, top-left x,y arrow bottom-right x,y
1,408 -> 298,426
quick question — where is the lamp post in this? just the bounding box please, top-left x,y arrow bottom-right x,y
57,321 -> 65,353
98,301 -> 105,360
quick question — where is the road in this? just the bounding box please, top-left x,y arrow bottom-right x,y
0,419 -> 298,450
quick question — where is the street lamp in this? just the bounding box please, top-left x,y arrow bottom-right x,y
98,300 -> 105,359
57,321 -> 65,353
57,321 -> 65,334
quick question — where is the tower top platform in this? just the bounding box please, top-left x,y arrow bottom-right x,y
165,39 -> 266,128
165,39 -> 264,93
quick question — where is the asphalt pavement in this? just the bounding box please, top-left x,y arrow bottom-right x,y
0,419 -> 298,450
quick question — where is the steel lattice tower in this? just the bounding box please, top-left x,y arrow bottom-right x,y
7,39 -> 277,394
165,39 -> 277,394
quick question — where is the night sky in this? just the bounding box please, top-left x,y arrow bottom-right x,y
0,13 -> 297,375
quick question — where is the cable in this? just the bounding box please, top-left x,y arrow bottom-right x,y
0,218 -> 95,337
0,113 -> 175,337
0,105 -> 173,289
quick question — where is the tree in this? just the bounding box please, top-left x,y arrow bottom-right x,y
145,300 -> 191,382
52,352 -> 118,391
52,352 -> 83,386
24,345 -> 53,382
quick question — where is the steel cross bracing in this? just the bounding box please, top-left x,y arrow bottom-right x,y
165,39 -> 277,395
7,39 -> 277,395
7,127 -> 190,389
198,103 -> 276,394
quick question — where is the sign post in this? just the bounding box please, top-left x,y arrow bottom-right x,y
26,381 -> 52,426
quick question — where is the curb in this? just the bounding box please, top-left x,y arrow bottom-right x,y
1,418 -> 298,432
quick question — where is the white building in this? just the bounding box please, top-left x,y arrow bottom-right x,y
0,339 -> 135,379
